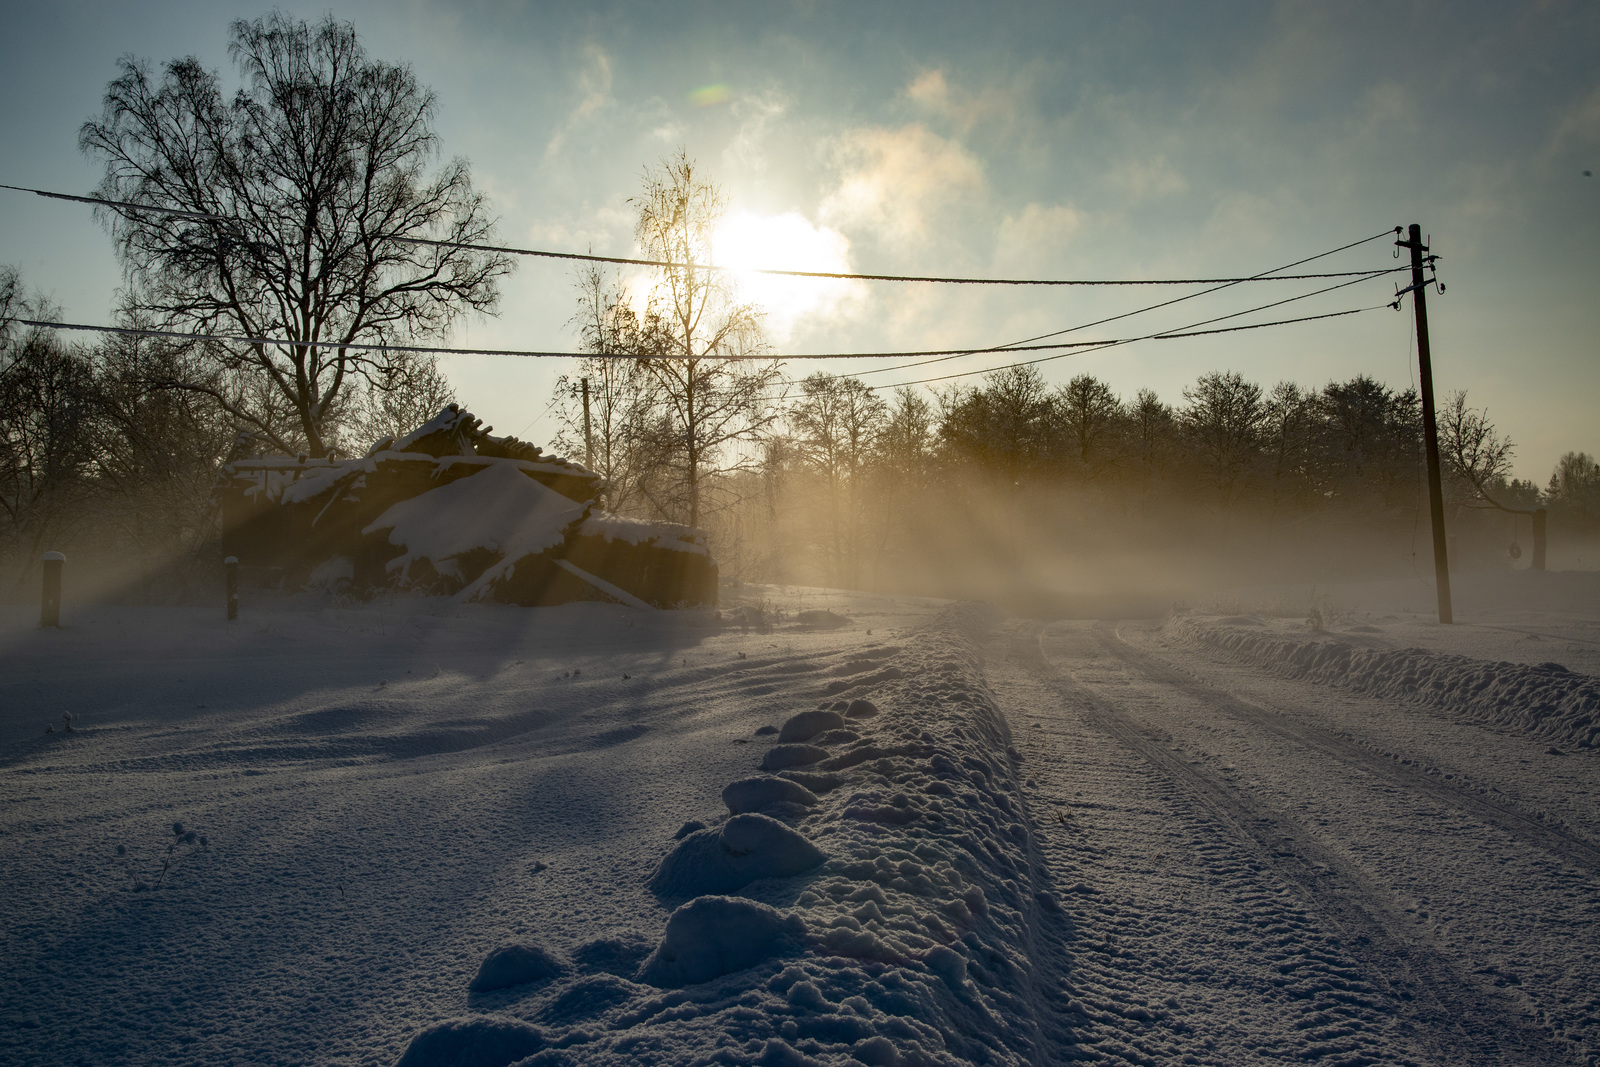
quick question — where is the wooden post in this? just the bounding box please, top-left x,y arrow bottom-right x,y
225,556 -> 239,620
1532,508 -> 1547,571
581,377 -> 594,469
40,551 -> 64,628
1399,224 -> 1453,624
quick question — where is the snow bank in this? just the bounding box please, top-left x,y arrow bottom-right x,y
1171,615 -> 1600,749
394,603 -> 1059,1066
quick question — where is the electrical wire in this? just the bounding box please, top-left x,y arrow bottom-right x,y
13,317 -> 1113,359
16,296 -> 1388,365
742,268 -> 1400,397
874,304 -> 1389,391
1,182 -> 1401,288
849,262 -> 1401,381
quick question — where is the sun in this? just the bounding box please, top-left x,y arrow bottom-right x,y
711,210 -> 864,344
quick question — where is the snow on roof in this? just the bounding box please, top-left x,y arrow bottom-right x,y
388,404 -> 478,455
364,461 -> 585,583
579,512 -> 709,556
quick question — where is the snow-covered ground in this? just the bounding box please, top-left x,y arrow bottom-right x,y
2,572 -> 1597,1065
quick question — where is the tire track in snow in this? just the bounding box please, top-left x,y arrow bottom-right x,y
1096,625 -> 1600,878
1025,623 -> 1574,1067
993,626 -> 1420,1065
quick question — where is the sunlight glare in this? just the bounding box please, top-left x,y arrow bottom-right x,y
712,210 -> 866,344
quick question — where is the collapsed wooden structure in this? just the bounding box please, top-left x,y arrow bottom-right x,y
216,406 -> 716,608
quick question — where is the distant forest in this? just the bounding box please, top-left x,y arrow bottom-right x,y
542,356 -> 1600,600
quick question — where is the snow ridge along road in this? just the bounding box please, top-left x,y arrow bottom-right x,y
1008,618 -> 1596,1065
1168,615 -> 1600,750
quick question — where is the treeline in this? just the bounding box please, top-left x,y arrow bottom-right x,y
549,357 -> 1600,594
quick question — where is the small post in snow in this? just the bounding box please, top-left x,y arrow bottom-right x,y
225,556 -> 239,621
40,551 -> 64,628
582,377 -> 594,469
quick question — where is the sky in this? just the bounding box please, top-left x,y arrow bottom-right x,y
1,0 -> 1595,479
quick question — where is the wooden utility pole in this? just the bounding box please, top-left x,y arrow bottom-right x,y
1399,224 -> 1453,624
581,377 -> 594,469
40,551 -> 64,628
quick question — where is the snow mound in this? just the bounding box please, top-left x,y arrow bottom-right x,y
469,943 -> 566,993
722,776 -> 820,815
778,709 -> 845,743
845,698 -> 879,718
760,743 -> 828,771
1173,615 -> 1600,749
648,813 -> 826,898
394,1016 -> 545,1067
637,896 -> 806,988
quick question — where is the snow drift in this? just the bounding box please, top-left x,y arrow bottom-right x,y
395,604 -> 1064,1066
1170,614 -> 1600,749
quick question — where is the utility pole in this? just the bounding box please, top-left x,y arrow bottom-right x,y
581,377 -> 594,469
1398,223 -> 1453,624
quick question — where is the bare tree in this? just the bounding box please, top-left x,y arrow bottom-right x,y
345,352 -> 456,452
629,150 -> 783,526
1547,452 -> 1600,533
789,372 -> 888,585
552,265 -> 668,514
1438,390 -> 1516,509
1261,381 -> 1314,514
1053,373 -> 1122,472
0,312 -> 99,573
1179,371 -> 1266,501
80,13 -> 511,457
938,366 -> 1054,489
92,329 -> 236,590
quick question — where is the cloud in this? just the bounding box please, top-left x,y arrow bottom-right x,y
903,67 -> 1024,137
994,203 -> 1085,273
1541,81 -> 1600,164
544,44 -> 615,158
724,90 -> 791,173
1103,154 -> 1187,204
818,123 -> 986,249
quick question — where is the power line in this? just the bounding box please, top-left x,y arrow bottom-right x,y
12,264 -> 1402,363
849,258 -> 1403,380
752,267 -> 1399,397
873,304 -> 1389,391
13,317 -> 1110,359
16,283 -> 1390,363
2,182 -> 1401,288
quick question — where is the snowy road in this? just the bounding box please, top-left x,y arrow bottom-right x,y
1003,618 -> 1599,1066
5,592 -> 1598,1066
